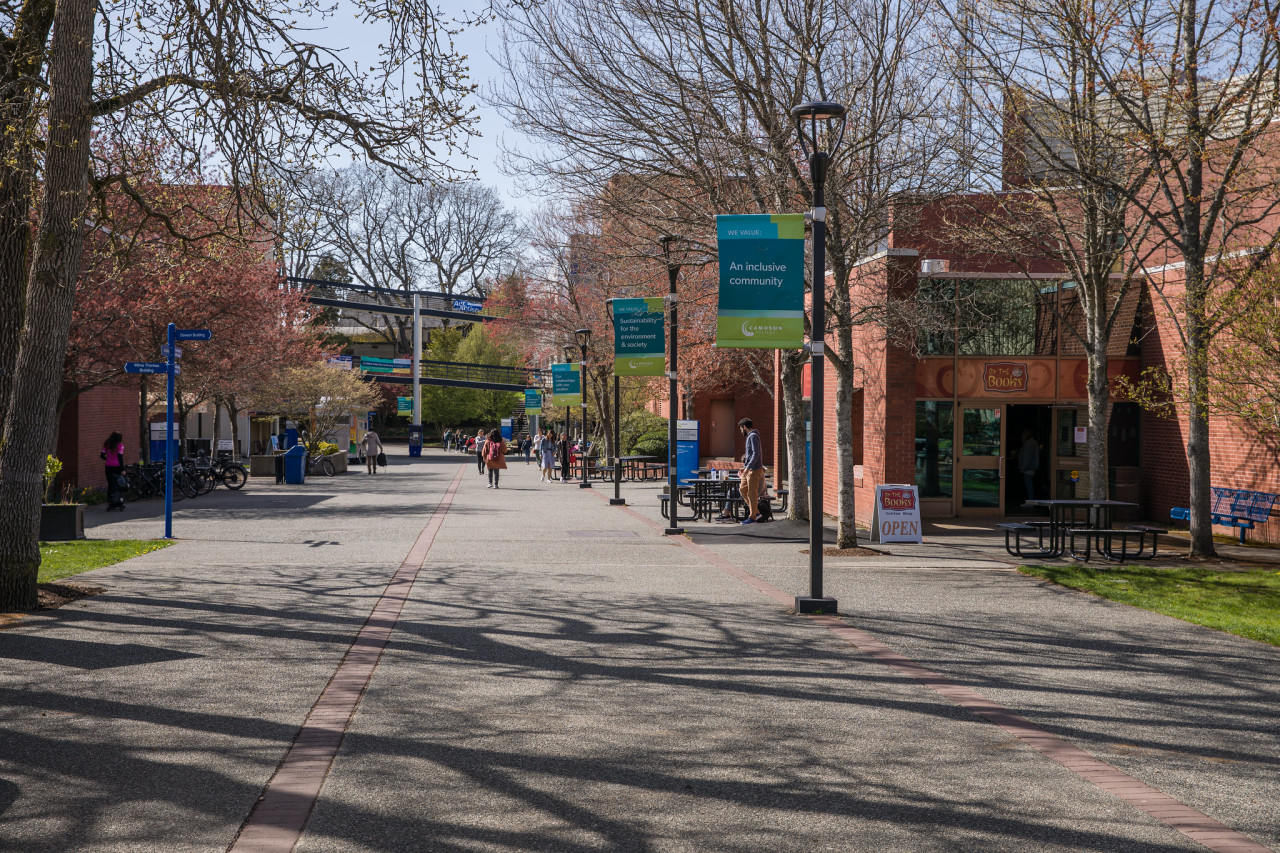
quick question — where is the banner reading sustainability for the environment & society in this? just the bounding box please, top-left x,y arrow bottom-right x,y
612,297 -> 665,376
715,213 -> 806,348
550,363 -> 581,407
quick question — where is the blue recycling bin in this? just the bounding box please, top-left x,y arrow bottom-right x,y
283,444 -> 308,484
408,425 -> 423,457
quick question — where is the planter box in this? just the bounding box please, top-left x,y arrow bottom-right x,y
327,452 -> 348,474
250,452 -> 347,477
40,504 -> 85,541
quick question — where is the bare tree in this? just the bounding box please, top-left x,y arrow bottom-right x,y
495,0 -> 954,541
291,165 -> 526,349
1073,0 -> 1280,557
0,0 -> 479,610
931,0 -> 1161,507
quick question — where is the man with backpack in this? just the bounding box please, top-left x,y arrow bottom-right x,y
738,418 -> 766,524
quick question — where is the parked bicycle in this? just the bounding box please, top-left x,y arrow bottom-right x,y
306,451 -> 335,477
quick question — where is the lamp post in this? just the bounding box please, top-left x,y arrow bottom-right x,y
562,343 -> 576,484
660,236 -> 683,536
606,301 -> 626,505
791,100 -> 846,615
575,328 -> 592,488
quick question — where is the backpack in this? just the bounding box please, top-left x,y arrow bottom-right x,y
756,495 -> 774,522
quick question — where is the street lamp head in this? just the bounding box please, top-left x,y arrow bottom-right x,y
563,343 -> 577,363
575,328 -> 592,350
791,101 -> 847,160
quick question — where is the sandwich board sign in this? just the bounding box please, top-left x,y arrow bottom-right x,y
870,484 -> 923,543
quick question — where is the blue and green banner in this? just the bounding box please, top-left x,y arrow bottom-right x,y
397,396 -> 411,414
550,363 -> 581,406
612,297 -> 666,376
715,213 -> 807,348
524,388 -> 543,415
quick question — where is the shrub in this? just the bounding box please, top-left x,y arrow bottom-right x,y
43,455 -> 63,502
621,410 -> 668,455
317,441 -> 340,456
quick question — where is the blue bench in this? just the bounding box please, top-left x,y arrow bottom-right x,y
1171,487 -> 1278,544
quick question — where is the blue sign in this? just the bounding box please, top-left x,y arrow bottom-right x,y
125,362 -> 169,374
176,328 -> 212,340
453,300 -> 482,314
675,419 -> 699,485
160,345 -> 182,359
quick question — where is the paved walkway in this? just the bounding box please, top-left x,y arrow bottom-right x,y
0,450 -> 1276,852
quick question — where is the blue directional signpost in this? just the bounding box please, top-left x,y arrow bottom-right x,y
123,323 -> 210,539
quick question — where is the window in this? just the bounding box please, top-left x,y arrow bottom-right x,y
915,401 -> 954,498
916,278 -> 956,355
956,279 -> 1058,356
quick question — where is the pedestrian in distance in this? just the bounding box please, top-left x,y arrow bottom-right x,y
442,428 -> 451,451
475,429 -> 487,475
101,431 -> 125,511
738,418 -> 766,524
484,428 -> 507,488
522,433 -> 533,464
540,430 -> 557,482
361,429 -> 383,475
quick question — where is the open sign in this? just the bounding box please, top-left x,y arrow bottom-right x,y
871,484 -> 923,544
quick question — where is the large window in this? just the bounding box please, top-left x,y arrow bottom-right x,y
957,279 -> 1056,356
915,401 -> 954,498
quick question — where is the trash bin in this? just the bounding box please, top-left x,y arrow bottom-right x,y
408,425 -> 423,458
284,444 -> 308,484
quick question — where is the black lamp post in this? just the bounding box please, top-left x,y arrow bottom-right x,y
606,301 -> 626,505
575,328 -> 593,488
660,236 -> 683,536
562,344 -> 576,484
791,100 -> 846,615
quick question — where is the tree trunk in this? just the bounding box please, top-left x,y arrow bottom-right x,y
1085,339 -> 1110,504
832,321 -> 858,547
227,396 -> 243,459
212,398 -> 224,455
1185,295 -> 1215,557
139,377 -> 151,462
780,349 -> 809,521
0,0 -> 56,437
0,0 -> 97,611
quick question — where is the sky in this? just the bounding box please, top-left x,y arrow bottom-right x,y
316,1 -> 534,212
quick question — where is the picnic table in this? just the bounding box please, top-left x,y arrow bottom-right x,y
1001,499 -> 1146,561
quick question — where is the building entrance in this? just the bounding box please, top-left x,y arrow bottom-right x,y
1006,404 -> 1052,510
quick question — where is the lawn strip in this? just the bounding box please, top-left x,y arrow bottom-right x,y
1019,564 -> 1280,647
39,539 -> 173,583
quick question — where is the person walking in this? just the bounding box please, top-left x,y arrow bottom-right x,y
1018,429 -> 1040,506
360,429 -> 383,475
475,428 -> 487,475
101,432 -> 125,511
443,428 -> 452,451
738,418 -> 766,524
484,428 -> 507,488
540,430 -> 558,482
521,433 -> 533,464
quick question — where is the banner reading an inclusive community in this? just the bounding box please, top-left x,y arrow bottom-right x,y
715,213 -> 806,348
612,297 -> 666,376
550,362 -> 581,407
524,388 -> 543,415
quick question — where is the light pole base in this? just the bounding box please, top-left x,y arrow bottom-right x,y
609,498 -> 626,505
795,596 -> 838,615
663,527 -> 684,536
578,481 -> 592,489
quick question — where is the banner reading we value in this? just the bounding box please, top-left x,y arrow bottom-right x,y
612,297 -> 665,376
550,363 -> 581,406
715,213 -> 806,348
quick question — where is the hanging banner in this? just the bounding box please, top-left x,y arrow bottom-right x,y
715,213 -> 807,348
550,363 -> 581,406
525,388 -> 543,415
612,297 -> 666,376
397,397 -> 411,414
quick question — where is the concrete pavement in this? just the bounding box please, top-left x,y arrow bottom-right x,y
0,449 -> 1276,851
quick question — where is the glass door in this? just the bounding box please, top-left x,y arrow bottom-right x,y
957,404 -> 1005,516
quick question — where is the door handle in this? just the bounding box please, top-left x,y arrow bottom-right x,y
998,455 -> 1005,479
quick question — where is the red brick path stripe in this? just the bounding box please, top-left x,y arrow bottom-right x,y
597,492 -> 1273,853
228,465 -> 466,853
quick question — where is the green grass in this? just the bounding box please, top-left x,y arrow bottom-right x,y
1019,564 -> 1280,647
38,539 -> 173,583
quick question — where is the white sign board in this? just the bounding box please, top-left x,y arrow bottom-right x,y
217,439 -> 233,451
1074,426 -> 1087,443
676,419 -> 699,442
870,484 -> 923,543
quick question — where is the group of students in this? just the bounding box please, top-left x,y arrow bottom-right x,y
460,426 -> 585,488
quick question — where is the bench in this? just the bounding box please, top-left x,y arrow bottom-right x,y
659,489 -> 696,523
999,521 -> 1055,558
1068,528 -> 1149,562
1171,487 -> 1278,544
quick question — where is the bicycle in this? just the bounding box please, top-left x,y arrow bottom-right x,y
306,452 -> 335,477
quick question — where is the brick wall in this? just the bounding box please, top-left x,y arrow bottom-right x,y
56,382 -> 140,491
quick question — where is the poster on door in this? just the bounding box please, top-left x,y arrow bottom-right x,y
870,484 -> 923,544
